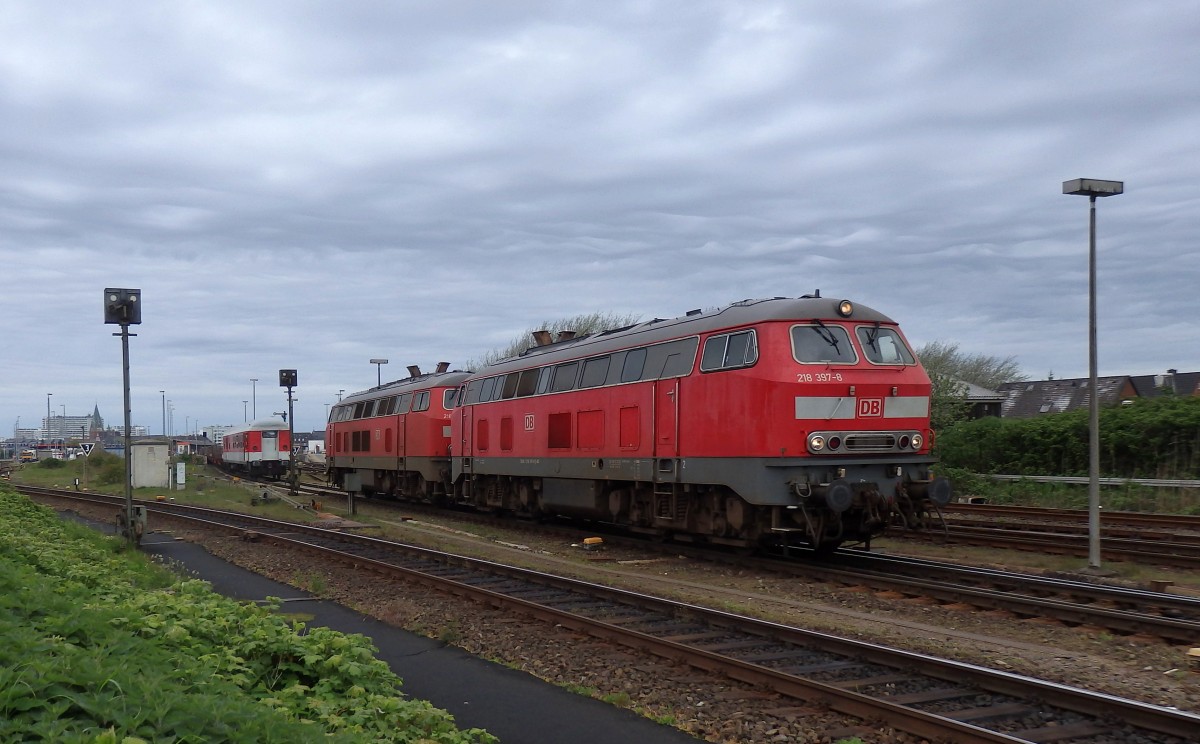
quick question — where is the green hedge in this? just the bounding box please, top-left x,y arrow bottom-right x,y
937,396 -> 1200,479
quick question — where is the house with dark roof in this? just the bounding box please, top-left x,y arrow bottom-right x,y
996,369 -> 1198,418
1127,369 -> 1200,398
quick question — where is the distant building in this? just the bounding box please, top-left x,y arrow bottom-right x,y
952,379 -> 1005,419
203,424 -> 234,443
41,405 -> 105,442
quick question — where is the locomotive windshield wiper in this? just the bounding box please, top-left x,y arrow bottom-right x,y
864,322 -> 880,353
811,319 -> 841,353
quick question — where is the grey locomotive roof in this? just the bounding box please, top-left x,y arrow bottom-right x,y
341,370 -> 473,404
477,295 -> 896,377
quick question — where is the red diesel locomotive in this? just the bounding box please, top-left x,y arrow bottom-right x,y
221,418 -> 291,478
328,295 -> 950,553
447,295 -> 949,552
327,363 -> 472,498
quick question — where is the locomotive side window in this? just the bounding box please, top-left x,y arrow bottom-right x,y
444,387 -> 459,410
480,377 -> 497,402
501,374 -> 520,399
551,362 -> 579,392
856,326 -> 915,365
580,356 -> 610,388
620,348 -> 647,382
535,367 -> 553,394
643,337 -> 699,379
515,368 -> 539,397
791,324 -> 857,364
464,380 -> 482,404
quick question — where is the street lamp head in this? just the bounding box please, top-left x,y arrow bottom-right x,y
370,358 -> 389,365
1063,178 -> 1124,197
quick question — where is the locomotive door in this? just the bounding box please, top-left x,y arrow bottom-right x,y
653,378 -> 679,460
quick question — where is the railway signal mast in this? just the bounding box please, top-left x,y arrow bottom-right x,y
104,287 -> 143,546
280,369 -> 299,498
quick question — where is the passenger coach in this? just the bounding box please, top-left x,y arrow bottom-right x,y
220,418 -> 291,478
448,295 -> 950,552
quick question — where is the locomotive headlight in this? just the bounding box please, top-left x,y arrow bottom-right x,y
827,435 -> 842,450
837,300 -> 853,317
809,435 -> 826,452
911,433 -> 923,450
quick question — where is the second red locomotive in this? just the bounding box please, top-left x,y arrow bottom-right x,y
328,295 -> 950,553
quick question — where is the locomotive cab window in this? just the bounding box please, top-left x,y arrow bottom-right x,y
856,325 -> 915,365
700,330 -> 758,372
412,391 -> 431,411
791,323 -> 857,364
444,388 -> 459,409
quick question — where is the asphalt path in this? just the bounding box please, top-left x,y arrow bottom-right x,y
116,521 -> 704,744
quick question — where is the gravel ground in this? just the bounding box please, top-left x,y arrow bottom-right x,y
35,494 -> 1200,744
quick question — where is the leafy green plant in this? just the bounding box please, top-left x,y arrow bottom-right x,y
0,485 -> 495,744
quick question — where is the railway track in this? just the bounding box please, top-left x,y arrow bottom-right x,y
19,485 -> 1200,744
903,502 -> 1200,568
287,482 -> 1200,644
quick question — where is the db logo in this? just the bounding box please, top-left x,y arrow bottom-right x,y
524,414 -> 535,431
857,398 -> 884,418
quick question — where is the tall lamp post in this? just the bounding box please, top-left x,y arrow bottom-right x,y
243,400 -> 249,422
46,393 -> 52,443
159,390 -> 166,436
370,358 -> 389,387
250,378 -> 259,420
1062,178 -> 1124,572
103,288 -> 142,546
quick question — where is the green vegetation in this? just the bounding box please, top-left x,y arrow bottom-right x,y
464,310 -> 643,370
937,396 -> 1200,513
13,455 -> 313,520
0,484 -> 495,743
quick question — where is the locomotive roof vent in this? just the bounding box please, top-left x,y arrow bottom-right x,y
557,330 -> 576,341
407,364 -> 421,377
435,361 -> 450,373
531,330 -> 553,346
686,308 -> 702,316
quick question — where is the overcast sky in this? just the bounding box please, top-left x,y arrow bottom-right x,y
2,1 -> 1197,437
